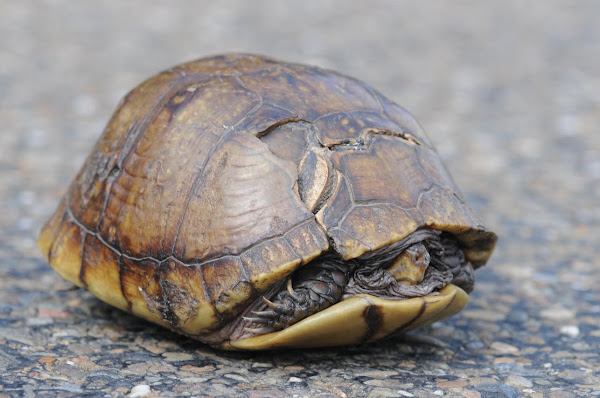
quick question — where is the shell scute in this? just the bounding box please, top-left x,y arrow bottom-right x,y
158,260 -> 218,334
118,256 -> 170,328
80,234 -> 129,312
201,256 -> 252,318
241,236 -> 302,292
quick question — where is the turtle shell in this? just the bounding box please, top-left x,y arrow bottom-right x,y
39,54 -> 496,349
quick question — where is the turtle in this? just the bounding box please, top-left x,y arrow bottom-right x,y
38,54 -> 497,350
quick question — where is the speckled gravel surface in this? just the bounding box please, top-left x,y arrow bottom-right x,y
1,2 -> 599,397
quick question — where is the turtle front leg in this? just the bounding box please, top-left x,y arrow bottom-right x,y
243,255 -> 354,335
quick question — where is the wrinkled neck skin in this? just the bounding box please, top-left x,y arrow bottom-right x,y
345,229 -> 474,299
207,228 -> 474,344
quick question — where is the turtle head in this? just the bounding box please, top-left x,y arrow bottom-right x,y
385,234 -> 476,294
387,242 -> 430,285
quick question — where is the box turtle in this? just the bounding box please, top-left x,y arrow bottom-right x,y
39,54 -> 497,350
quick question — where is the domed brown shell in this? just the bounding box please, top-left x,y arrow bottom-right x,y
39,54 -> 496,347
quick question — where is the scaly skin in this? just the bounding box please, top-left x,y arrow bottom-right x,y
244,231 -> 474,335
244,254 -> 353,335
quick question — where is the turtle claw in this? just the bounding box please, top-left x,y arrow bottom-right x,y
261,296 -> 276,308
243,316 -> 270,324
238,256 -> 351,337
252,310 -> 278,318
243,326 -> 277,335
262,296 -> 291,314
287,279 -> 304,303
